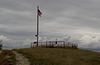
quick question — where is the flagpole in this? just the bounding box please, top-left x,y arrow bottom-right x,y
37,6 -> 39,47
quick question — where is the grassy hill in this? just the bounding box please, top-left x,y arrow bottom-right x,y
15,47 -> 100,65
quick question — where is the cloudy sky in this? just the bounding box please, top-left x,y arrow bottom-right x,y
0,0 -> 100,50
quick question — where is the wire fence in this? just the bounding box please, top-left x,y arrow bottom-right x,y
31,41 -> 78,49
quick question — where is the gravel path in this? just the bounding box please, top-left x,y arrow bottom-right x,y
13,51 -> 30,65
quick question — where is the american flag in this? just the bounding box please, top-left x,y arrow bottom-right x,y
38,9 -> 42,17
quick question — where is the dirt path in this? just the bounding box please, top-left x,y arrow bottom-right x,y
13,51 -> 30,65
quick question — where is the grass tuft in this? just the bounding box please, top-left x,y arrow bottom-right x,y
0,50 -> 16,65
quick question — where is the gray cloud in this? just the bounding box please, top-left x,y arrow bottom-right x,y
0,0 -> 100,50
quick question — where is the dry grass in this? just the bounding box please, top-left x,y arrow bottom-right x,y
0,50 -> 16,65
15,47 -> 100,65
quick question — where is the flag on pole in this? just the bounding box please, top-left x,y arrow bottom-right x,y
38,9 -> 42,17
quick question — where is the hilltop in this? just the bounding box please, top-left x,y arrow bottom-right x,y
15,47 -> 100,65
0,47 -> 100,65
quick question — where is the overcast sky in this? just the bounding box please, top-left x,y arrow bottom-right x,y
0,0 -> 100,50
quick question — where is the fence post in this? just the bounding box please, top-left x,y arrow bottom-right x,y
50,41 -> 51,46
68,42 -> 69,46
63,41 -> 65,48
46,41 -> 47,46
31,43 -> 32,48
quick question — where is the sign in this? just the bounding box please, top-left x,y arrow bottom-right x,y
34,42 -> 37,44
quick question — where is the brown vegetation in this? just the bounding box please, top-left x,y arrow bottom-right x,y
16,47 -> 100,65
0,50 -> 16,65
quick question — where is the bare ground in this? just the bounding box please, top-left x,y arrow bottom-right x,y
13,51 -> 30,65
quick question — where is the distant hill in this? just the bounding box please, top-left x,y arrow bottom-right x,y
15,47 -> 100,65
